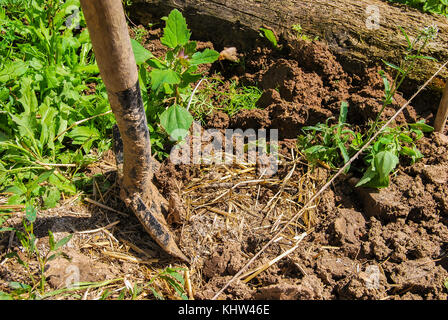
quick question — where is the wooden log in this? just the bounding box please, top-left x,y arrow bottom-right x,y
130,0 -> 448,92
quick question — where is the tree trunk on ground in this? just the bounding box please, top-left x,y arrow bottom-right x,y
130,0 -> 448,93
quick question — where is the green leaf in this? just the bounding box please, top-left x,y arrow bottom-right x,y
26,170 -> 54,194
149,69 -> 181,91
67,126 -> 100,144
0,292 -> 13,300
399,26 -> 412,49
382,60 -> 405,74
356,165 -> 377,187
54,234 -> 73,250
18,77 -> 38,114
160,9 -> 191,49
47,253 -> 57,262
150,287 -> 164,300
407,55 -> 438,61
9,282 -> 31,291
378,70 -> 391,94
374,150 -> 399,180
259,27 -> 278,48
0,87 -> 9,101
398,133 -> 413,143
409,121 -> 434,133
48,230 -> 55,251
147,58 -> 166,69
160,104 -> 193,141
0,60 -> 29,83
130,39 -> 154,65
190,49 -> 220,66
43,188 -> 61,208
180,71 -> 202,88
165,268 -> 186,285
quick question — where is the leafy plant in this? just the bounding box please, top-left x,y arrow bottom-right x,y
148,267 -> 188,300
291,24 -> 319,42
130,9 -> 219,143
367,25 -> 438,138
298,102 -> 356,171
0,0 -> 114,210
355,122 -> 431,188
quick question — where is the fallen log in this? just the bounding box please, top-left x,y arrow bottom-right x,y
129,0 -> 448,93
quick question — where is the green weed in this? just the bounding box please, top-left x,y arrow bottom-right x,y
148,267 -> 188,300
298,102 -> 356,171
0,0 -> 114,210
291,24 -> 319,42
1,203 -> 73,298
259,27 -> 279,49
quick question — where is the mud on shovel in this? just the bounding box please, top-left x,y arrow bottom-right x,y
79,0 -> 188,263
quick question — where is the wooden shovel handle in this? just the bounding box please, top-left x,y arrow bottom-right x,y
80,0 -> 153,195
80,0 -> 137,93
434,81 -> 448,133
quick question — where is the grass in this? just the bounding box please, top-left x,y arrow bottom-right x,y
190,79 -> 263,125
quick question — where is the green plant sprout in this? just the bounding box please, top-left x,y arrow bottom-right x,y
298,102 -> 355,171
147,267 -> 188,300
291,24 -> 319,42
259,27 -> 279,49
368,25 -> 438,138
2,203 -> 72,298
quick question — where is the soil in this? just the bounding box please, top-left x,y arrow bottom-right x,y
1,26 -> 447,300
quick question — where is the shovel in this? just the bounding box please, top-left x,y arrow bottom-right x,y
79,0 -> 188,263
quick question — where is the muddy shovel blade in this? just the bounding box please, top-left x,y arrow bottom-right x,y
113,125 -> 188,263
129,189 -> 189,263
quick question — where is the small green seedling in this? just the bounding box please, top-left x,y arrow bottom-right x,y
298,101 -> 356,171
5,203 -> 73,297
259,27 -> 279,49
148,267 -> 188,300
291,24 -> 319,42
